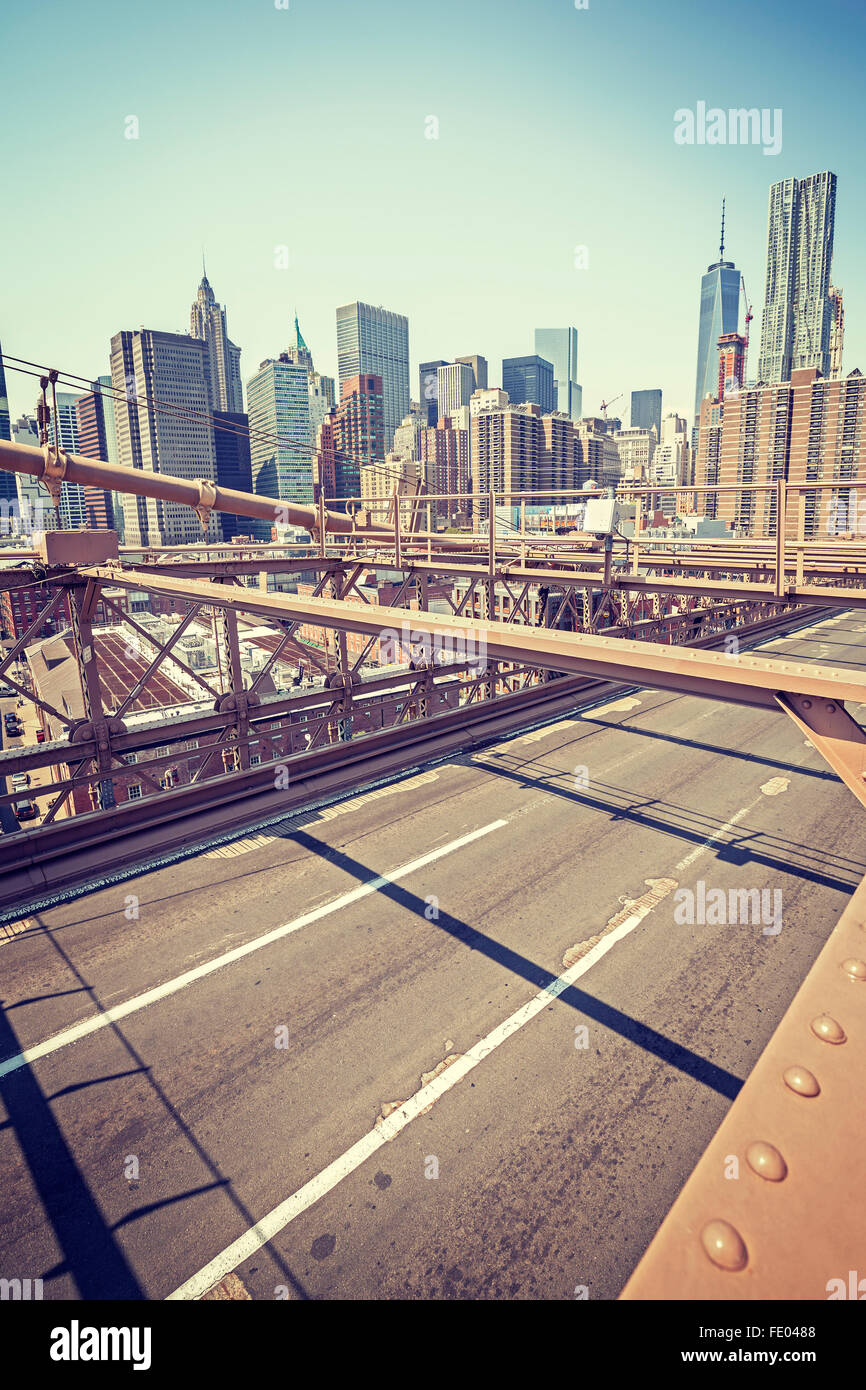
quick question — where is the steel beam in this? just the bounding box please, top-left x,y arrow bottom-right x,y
621,875 -> 866,1300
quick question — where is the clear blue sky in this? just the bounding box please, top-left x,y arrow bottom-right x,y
2,0 -> 864,426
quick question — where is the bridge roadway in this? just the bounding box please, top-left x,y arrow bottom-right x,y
1,610 -> 864,1301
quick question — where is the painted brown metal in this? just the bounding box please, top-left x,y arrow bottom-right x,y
0,437 -> 389,536
621,875 -> 866,1300
80,565 -> 866,714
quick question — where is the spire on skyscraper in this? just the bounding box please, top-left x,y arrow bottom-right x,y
719,197 -> 726,261
295,311 -> 309,353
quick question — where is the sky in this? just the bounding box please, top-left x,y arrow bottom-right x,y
2,0 -> 864,427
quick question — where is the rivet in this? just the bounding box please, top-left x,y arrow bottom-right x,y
826,703 -> 836,714
701,1219 -> 748,1271
802,699 -> 812,709
811,1014 -> 846,1043
783,1065 -> 820,1097
746,1141 -> 788,1182
842,958 -> 866,981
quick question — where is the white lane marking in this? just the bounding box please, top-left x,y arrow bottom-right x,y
674,800 -> 760,873
761,777 -> 790,796
167,886 -> 666,1301
0,821 -> 507,1081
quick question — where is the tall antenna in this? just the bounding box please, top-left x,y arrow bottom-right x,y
719,197 -> 726,261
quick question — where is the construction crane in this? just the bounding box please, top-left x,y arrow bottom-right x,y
599,393 -> 622,420
740,275 -> 754,381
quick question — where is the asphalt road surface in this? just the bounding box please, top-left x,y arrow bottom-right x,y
1,610 -> 864,1301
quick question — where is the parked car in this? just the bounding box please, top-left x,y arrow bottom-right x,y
13,799 -> 38,821
35,729 -> 45,743
11,772 -> 31,791
0,684 -> 16,698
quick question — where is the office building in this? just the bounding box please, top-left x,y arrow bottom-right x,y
419,360 -> 448,425
110,329 -> 219,546
502,356 -> 555,415
336,301 -> 409,448
693,208 -> 740,429
75,390 -> 115,529
0,336 -> 14,507
213,411 -> 253,541
454,355 -> 488,391
392,412 -> 425,463
246,353 -> 313,511
318,374 -> 384,511
661,413 -> 688,445
419,416 -> 470,520
535,329 -> 582,420
756,171 -> 837,384
615,426 -> 657,483
436,362 -> 475,419
189,264 -> 243,413
630,389 -> 662,439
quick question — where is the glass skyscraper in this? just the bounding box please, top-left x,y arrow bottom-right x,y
756,171 -> 837,385
336,302 -> 409,449
631,389 -> 663,438
694,258 -> 740,429
534,329 -> 582,420
0,335 -> 15,507
246,355 -> 313,510
502,355 -> 555,415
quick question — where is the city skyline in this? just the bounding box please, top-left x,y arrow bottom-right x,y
2,0 -> 863,433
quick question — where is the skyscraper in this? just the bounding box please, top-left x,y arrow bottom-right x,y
419,360 -> 448,425
630,389 -> 662,438
246,353 -> 313,509
502,356 -> 555,415
454,355 -> 488,391
534,329 -> 582,420
436,362 -> 475,419
756,171 -> 837,385
693,205 -> 740,429
213,411 -> 254,541
75,390 -> 115,529
189,263 -> 244,413
110,329 -> 219,546
0,335 -> 14,507
320,374 -> 383,511
336,302 -> 409,448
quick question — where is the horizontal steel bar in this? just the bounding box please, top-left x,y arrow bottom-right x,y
81,565 -> 866,711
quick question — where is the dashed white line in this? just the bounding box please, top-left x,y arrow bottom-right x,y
0,820 -> 507,1081
166,884 -> 668,1300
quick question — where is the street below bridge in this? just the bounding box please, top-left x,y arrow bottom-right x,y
1,610 -> 864,1300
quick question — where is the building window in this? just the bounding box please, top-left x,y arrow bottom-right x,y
127,784 -> 142,800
